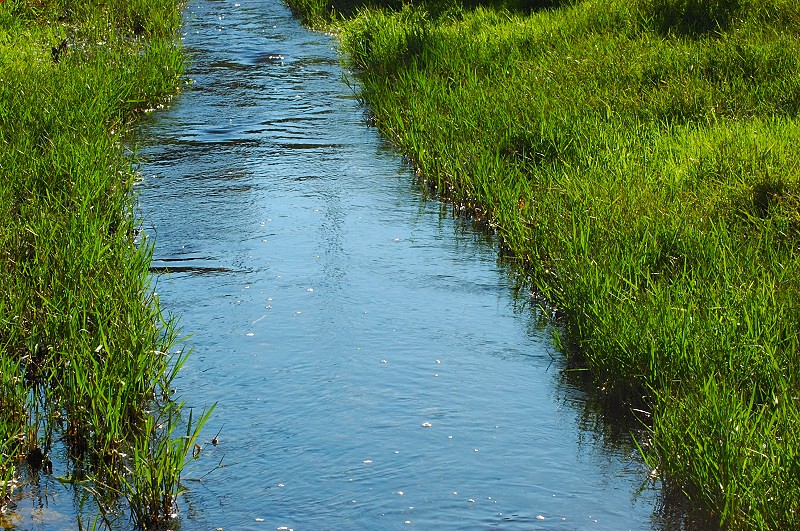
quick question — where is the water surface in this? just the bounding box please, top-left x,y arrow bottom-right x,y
133,1 -> 667,529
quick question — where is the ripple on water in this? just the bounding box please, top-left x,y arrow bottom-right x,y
128,1 -> 670,530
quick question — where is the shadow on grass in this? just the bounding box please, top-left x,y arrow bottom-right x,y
289,0 -> 576,27
334,0 -> 572,15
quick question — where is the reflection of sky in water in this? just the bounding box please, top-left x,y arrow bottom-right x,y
138,0 -> 666,529
5,0 -> 676,529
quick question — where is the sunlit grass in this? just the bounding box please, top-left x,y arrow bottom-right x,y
0,0 -> 211,526
287,0 -> 800,527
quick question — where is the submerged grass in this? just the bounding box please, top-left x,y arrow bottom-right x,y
287,0 -> 800,527
0,0 -> 211,527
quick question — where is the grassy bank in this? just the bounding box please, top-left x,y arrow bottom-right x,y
0,0 -> 209,527
287,0 -> 800,528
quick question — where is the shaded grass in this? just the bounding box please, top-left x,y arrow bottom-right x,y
286,0 -> 800,527
0,0 -> 211,526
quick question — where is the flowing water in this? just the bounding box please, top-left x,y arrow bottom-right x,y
2,1 -> 675,529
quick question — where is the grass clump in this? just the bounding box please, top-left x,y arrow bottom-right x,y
0,0 -> 211,526
286,0 -> 800,527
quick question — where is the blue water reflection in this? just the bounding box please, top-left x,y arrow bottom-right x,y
134,1 -> 664,529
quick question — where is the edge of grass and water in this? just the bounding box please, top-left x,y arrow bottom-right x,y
286,0 -> 800,528
0,0 -> 212,527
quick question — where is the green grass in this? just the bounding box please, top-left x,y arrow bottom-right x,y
0,0 -> 211,526
286,0 -> 800,527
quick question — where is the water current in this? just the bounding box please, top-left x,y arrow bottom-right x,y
3,0 -> 675,529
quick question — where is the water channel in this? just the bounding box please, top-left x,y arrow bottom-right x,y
135,0 -> 672,529
3,0 -> 675,529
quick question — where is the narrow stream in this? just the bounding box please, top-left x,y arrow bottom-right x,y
131,1 -> 669,529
